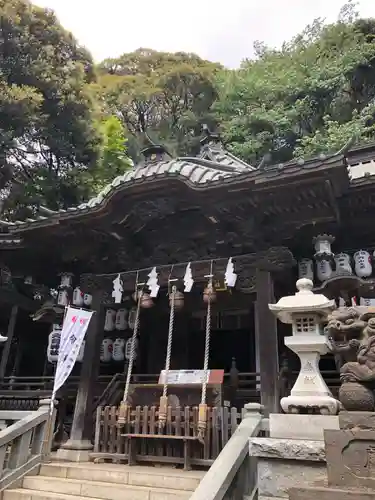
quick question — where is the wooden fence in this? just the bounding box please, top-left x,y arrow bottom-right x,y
91,405 -> 245,468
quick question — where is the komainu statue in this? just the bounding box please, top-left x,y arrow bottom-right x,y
327,308 -> 375,411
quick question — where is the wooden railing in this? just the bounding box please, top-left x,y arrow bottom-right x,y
190,403 -> 264,500
92,404 -> 246,467
0,398 -> 55,492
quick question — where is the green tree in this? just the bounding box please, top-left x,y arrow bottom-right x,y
214,3 -> 375,164
98,49 -> 221,159
86,116 -> 133,194
0,0 -> 102,218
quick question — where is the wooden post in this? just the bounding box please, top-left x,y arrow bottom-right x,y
254,269 -> 279,416
0,305 -> 18,380
56,291 -> 103,462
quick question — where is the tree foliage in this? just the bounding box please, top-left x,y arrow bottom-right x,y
0,0 -> 103,218
3,0 -> 375,219
214,3 -> 375,164
97,48 -> 221,158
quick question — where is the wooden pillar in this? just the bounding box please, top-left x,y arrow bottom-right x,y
254,269 -> 279,416
57,291 -> 103,461
0,305 -> 18,380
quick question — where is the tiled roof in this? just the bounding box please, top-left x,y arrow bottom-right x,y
1,139 -> 369,232
0,145 -> 253,230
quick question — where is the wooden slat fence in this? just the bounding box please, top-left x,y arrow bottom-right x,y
91,405 -> 245,468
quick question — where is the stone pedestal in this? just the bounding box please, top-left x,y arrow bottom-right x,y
270,414 -> 339,441
289,411 -> 375,499
280,336 -> 340,415
249,437 -> 327,500
249,413 -> 339,499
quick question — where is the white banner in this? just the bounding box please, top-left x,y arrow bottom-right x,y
51,307 -> 94,404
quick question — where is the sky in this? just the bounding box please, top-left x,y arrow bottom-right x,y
33,0 -> 375,68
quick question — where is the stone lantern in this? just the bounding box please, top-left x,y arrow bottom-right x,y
269,278 -> 340,415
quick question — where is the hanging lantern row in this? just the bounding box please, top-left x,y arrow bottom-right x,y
111,258 -> 237,307
104,308 -> 138,331
100,337 -> 138,363
47,324 -> 85,364
299,249 -> 375,282
298,235 -> 375,283
47,326 -> 137,364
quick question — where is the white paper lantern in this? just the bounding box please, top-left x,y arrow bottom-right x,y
57,289 -> 69,306
72,287 -> 84,306
354,250 -> 372,278
115,309 -> 128,330
47,324 -> 62,363
298,259 -> 314,281
128,308 -> 137,330
112,338 -> 125,362
334,253 -> 352,275
100,338 -> 113,362
83,293 -> 92,306
104,309 -> 116,331
316,260 -> 333,282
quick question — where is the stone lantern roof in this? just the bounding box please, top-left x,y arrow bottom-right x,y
269,278 -> 336,324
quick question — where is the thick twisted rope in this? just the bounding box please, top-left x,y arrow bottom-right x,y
201,289 -> 211,406
122,291 -> 142,406
198,280 -> 213,442
159,285 -> 176,429
163,285 -> 176,399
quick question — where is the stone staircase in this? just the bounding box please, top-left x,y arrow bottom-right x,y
3,462 -> 205,500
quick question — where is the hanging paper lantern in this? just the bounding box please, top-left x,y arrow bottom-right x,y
104,309 -> 116,331
298,259 -> 314,281
47,324 -> 62,363
57,289 -> 69,306
354,250 -> 372,278
112,338 -> 125,362
72,287 -> 84,306
128,307 -> 137,330
115,309 -> 128,330
334,253 -> 352,276
203,283 -> 216,303
316,259 -> 333,282
100,338 -> 113,362
83,293 -> 92,306
170,290 -> 184,310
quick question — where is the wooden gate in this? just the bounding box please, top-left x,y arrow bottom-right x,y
92,405 -> 244,468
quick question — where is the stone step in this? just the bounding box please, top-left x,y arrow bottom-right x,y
4,490 -> 103,500
40,462 -> 202,491
289,485 -> 375,500
21,475 -> 192,500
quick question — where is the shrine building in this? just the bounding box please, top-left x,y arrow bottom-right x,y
0,130 -> 375,457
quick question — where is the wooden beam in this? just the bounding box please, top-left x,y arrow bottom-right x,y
254,269 -> 279,416
0,305 -> 18,380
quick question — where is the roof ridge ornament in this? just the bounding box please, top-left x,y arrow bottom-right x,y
140,130 -> 172,164
200,124 -> 221,147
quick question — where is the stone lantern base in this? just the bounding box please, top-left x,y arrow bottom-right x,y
281,335 -> 340,415
281,394 -> 341,415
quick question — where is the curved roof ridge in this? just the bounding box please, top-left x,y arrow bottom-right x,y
198,143 -> 255,171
